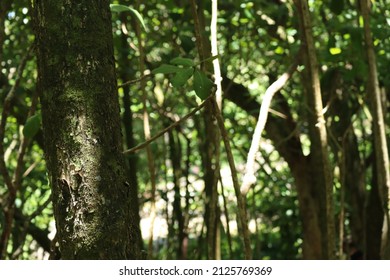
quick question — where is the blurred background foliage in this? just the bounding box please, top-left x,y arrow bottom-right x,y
1,0 -> 389,259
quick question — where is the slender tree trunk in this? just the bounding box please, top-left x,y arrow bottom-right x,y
162,136 -> 174,259
296,0 -> 335,259
344,133 -> 365,253
360,0 -> 390,259
220,177 -> 233,259
365,153 -> 384,259
119,20 -> 143,252
182,134 -> 191,259
190,0 -> 221,260
168,129 -> 185,259
33,0 -> 143,259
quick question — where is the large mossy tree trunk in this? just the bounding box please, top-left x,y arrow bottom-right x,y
33,0 -> 143,259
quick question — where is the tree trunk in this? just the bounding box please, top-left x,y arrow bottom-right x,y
33,0 -> 143,259
360,0 -> 390,259
365,153 -> 384,259
168,129 -> 185,259
118,20 -> 143,252
296,0 -> 335,259
190,0 -> 221,260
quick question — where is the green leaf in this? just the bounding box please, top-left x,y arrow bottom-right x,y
23,113 -> 41,138
179,35 -> 195,53
169,57 -> 195,67
193,70 -> 213,100
110,4 -> 130,12
109,4 -> 147,31
152,64 -> 181,74
200,54 -> 219,64
329,47 -> 342,55
171,68 -> 194,88
274,46 -> 284,55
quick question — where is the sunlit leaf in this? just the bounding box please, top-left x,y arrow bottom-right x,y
274,46 -> 284,55
329,47 -> 342,55
359,16 -> 364,28
171,68 -> 194,87
23,113 -> 41,138
110,4 -> 146,31
193,70 -> 213,100
152,64 -> 181,74
110,4 -> 130,12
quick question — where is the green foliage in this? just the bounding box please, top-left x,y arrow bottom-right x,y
110,4 -> 146,31
171,67 -> 194,87
170,57 -> 195,67
152,64 -> 182,74
329,47 -> 342,55
193,70 -> 213,100
23,113 -> 41,138
152,57 -> 213,100
2,0 -> 390,260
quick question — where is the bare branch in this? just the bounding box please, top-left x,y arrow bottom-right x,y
241,47 -> 301,196
123,94 -> 213,155
117,73 -> 152,88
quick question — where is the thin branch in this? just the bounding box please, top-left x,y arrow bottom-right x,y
240,49 -> 301,195
0,44 -> 34,193
22,159 -> 41,178
123,94 -> 212,154
11,195 -> 52,259
7,88 -> 39,258
219,174 -> 233,259
190,0 -> 206,64
0,43 -> 34,259
117,73 -> 152,88
13,88 -> 39,190
211,98 -> 252,259
211,0 -> 222,108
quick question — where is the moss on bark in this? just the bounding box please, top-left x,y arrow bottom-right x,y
33,0 -> 143,259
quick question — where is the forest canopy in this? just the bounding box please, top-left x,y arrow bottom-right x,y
0,0 -> 389,260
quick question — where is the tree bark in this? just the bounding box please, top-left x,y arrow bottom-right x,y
360,0 -> 390,259
33,0 -> 143,259
168,129 -> 186,259
296,0 -> 335,259
365,153 -> 384,259
190,0 -> 222,260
